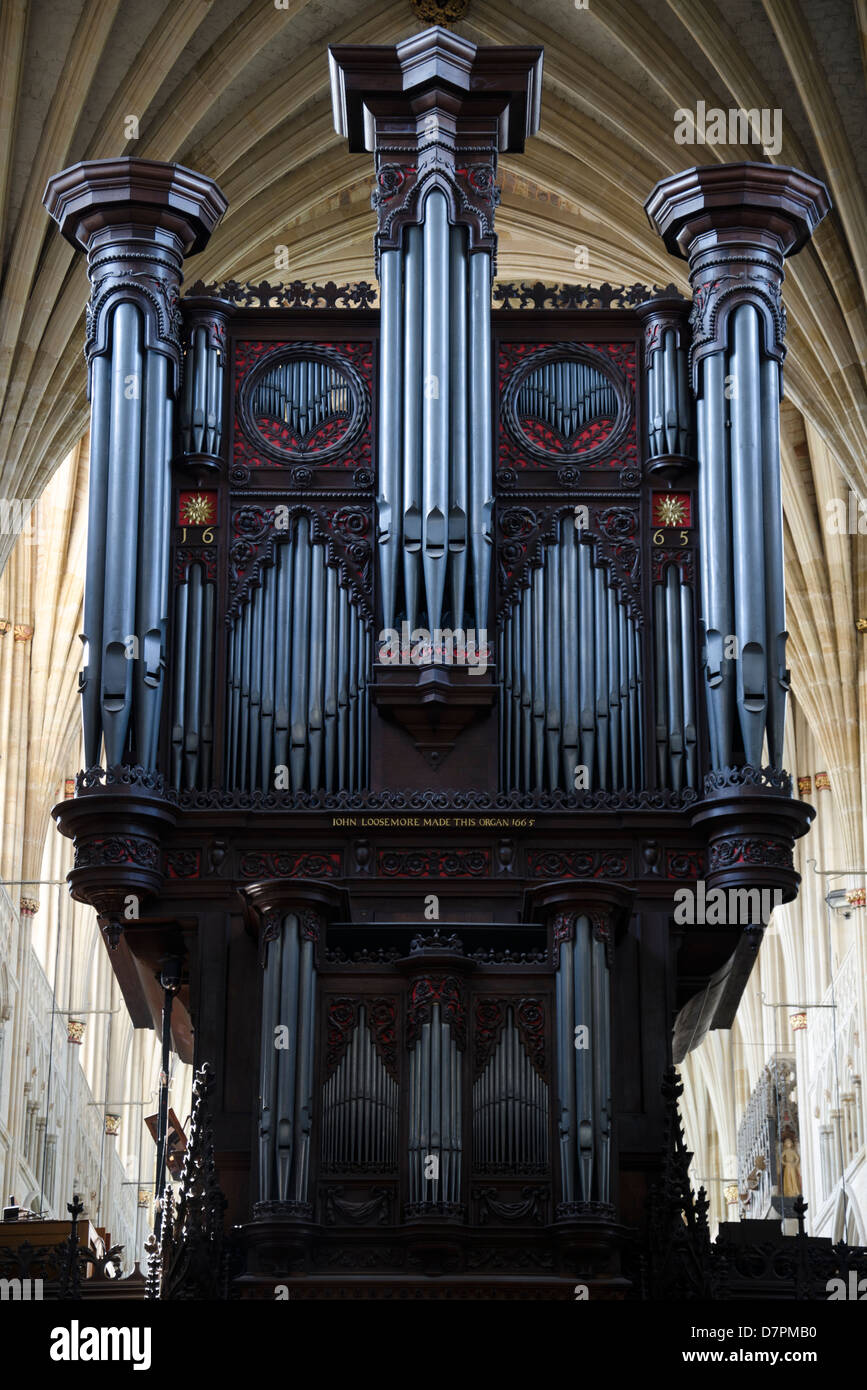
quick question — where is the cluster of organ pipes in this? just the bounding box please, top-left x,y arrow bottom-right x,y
171,562 -> 216,789
500,519 -> 644,793
653,564 -> 697,791
697,302 -> 788,770
407,1004 -> 463,1206
259,914 -> 316,1205
377,190 -> 493,636
555,917 -> 612,1205
83,301 -> 173,771
224,517 -> 370,792
320,1007 -> 399,1170
250,360 -> 351,442
646,328 -> 692,459
472,1010 -> 549,1171
179,322 -> 224,462
516,362 -> 618,442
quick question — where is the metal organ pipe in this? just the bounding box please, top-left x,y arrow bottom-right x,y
469,250 -> 494,632
730,304 -> 767,767
449,226 -> 469,630
102,303 -> 142,766
701,352 -> 734,768
422,189 -> 454,632
378,250 -> 403,631
556,940 -> 576,1202
80,354 -> 110,767
761,355 -> 788,766
135,349 -> 170,768
559,520 -> 579,789
402,225 -> 423,630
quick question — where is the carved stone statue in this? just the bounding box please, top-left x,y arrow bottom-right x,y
780,1134 -> 802,1197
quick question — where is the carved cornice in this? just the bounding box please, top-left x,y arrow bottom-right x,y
329,27 -> 542,271
645,163 -> 831,386
44,158 -> 227,393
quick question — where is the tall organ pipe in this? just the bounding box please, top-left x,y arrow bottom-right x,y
402,226 -> 423,630
449,226 -> 469,627
573,917 -> 594,1200
135,349 -> 170,768
730,303 -> 767,767
102,303 -> 142,765
378,251 -> 403,631
560,521 -> 579,788
702,353 -> 734,768
469,250 -> 493,631
422,191 -> 450,631
556,939 -> 576,1202
761,356 -> 788,766
545,543 -> 562,788
81,355 -> 110,767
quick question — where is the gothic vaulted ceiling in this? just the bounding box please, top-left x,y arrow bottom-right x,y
0,5 -> 864,791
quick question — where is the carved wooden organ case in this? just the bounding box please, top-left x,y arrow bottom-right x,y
45,28 -> 830,1294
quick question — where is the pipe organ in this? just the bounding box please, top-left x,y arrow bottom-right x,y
47,28 -> 828,1297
